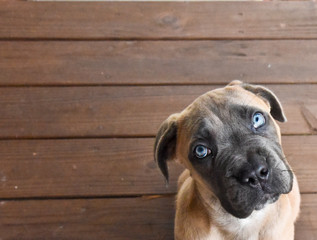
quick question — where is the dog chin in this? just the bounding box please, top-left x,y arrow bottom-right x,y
224,192 -> 280,219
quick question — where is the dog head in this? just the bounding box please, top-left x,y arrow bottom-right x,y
154,81 -> 293,218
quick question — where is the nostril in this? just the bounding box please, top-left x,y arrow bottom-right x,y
257,166 -> 269,180
260,167 -> 268,176
238,170 -> 259,188
245,177 -> 257,186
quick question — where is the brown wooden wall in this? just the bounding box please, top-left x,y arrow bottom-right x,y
0,1 -> 316,239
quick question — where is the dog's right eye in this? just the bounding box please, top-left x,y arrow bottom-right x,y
194,145 -> 211,159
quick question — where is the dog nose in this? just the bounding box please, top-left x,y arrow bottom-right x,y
238,163 -> 269,188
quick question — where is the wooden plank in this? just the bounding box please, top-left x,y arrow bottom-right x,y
1,40 -> 317,86
0,136 -> 315,198
0,196 -> 174,240
0,85 -> 315,138
0,194 -> 315,240
296,194 -> 317,240
0,138 -> 183,198
302,104 -> 317,132
2,2 -> 317,39
282,136 -> 317,193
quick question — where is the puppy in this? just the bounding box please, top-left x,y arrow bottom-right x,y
154,81 -> 300,240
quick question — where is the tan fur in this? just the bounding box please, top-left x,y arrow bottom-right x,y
172,83 -> 300,240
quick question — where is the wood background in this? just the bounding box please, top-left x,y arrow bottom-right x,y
0,1 -> 316,239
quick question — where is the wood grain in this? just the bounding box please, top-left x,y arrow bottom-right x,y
1,40 -> 317,86
302,104 -> 317,132
0,85 -> 315,138
2,2 -> 317,39
0,196 -> 174,240
296,194 -> 317,240
0,136 -> 315,198
0,194 -> 315,240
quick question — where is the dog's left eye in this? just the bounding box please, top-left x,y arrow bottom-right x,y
194,145 -> 211,159
252,112 -> 266,129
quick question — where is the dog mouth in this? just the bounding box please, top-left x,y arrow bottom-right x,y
218,177 -> 284,218
254,192 -> 280,211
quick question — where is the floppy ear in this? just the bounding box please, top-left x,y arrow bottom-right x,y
154,113 -> 179,183
230,81 -> 287,122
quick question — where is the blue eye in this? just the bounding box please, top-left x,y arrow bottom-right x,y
194,145 -> 211,159
252,112 -> 266,129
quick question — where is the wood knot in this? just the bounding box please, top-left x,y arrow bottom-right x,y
157,13 -> 181,30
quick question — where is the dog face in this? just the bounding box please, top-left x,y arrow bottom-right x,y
154,81 -> 293,219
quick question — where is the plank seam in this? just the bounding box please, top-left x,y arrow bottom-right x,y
0,133 -> 314,141
0,83 -> 316,88
0,192 -> 314,202
3,38 -> 317,41
0,193 -> 176,202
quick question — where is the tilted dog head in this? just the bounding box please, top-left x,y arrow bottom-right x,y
154,81 -> 293,219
